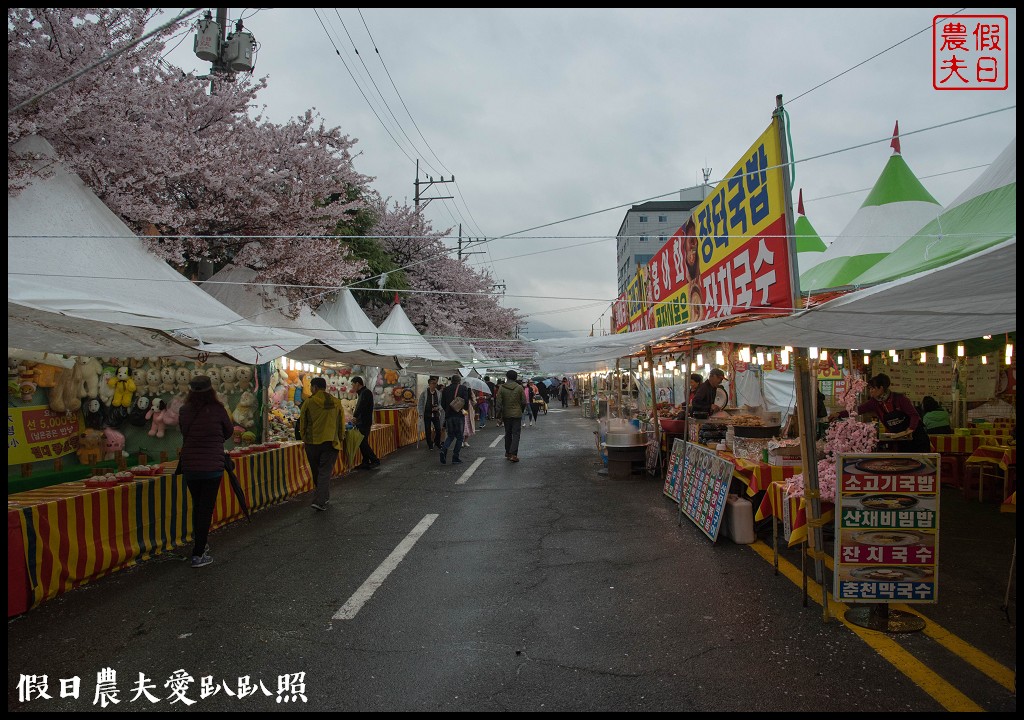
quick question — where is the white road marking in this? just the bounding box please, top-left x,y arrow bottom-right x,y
489,434 -> 504,448
333,513 -> 439,620
455,456 -> 485,485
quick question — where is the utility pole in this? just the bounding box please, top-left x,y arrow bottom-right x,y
457,223 -> 486,262
414,159 -> 454,210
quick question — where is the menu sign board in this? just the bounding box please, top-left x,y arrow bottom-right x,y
664,437 -> 686,500
675,442 -> 735,541
834,453 -> 940,604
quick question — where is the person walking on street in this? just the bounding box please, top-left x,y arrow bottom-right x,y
439,374 -> 471,464
484,376 -> 497,420
417,376 -> 443,449
476,390 -> 489,429
298,377 -> 346,510
497,370 -> 525,462
463,389 -> 476,447
350,376 -> 380,469
178,375 -> 233,568
559,377 -> 570,408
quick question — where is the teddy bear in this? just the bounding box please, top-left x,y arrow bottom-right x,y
232,390 -> 256,428
97,366 -> 116,406
235,366 -> 253,392
109,366 -> 136,407
101,427 -> 126,461
49,357 -> 86,414
146,398 -> 169,438
206,366 -> 222,393
76,428 -> 105,465
174,367 -> 191,395
144,367 -> 161,396
80,356 -> 103,398
19,379 -> 38,403
159,366 -> 176,394
220,368 -> 237,395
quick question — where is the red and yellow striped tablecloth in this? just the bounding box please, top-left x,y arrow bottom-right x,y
719,453 -> 803,495
969,427 -> 1015,436
331,423 -> 398,476
930,434 -> 1005,455
966,444 -> 1016,471
374,407 -> 423,447
756,480 -> 835,547
8,442 -> 312,615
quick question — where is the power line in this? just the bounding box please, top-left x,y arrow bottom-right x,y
787,9 -> 967,105
9,8 -> 204,116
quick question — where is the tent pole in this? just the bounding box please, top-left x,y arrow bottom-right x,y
776,93 -> 829,623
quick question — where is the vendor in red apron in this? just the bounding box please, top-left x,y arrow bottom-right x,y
831,373 -> 930,452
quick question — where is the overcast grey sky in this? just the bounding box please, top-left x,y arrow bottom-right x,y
159,8 -> 1016,338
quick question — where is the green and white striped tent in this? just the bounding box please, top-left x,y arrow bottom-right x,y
798,145 -> 942,292
852,137 -> 1016,285
793,188 -> 827,272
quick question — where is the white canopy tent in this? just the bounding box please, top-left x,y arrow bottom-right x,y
7,136 -> 308,364
533,319 -> 719,375
375,303 -> 462,374
697,238 -> 1016,350
200,267 -> 401,369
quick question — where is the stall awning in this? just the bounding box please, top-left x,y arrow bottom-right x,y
697,239 -> 1016,350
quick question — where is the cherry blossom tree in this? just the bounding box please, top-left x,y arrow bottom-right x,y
8,8 -> 369,310
358,195 -> 523,350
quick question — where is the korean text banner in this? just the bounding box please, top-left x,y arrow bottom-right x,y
8,405 -> 82,465
612,292 -> 630,334
693,122 -> 792,320
626,267 -> 651,332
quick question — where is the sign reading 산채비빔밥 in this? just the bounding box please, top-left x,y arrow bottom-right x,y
834,453 -> 941,604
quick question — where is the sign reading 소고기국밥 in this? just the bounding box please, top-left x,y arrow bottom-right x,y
834,453 -> 941,604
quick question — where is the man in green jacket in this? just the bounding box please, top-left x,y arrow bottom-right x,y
298,377 -> 345,510
496,370 -> 525,462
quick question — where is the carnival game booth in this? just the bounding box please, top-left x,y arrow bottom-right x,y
9,137 -> 343,616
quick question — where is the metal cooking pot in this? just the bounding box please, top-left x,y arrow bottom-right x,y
605,430 -> 649,447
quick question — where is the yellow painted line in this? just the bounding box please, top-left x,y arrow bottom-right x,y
749,541 -> 983,712
802,543 -> 1012,692
895,606 -> 1017,693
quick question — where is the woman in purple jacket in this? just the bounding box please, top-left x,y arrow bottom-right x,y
178,375 -> 234,568
831,373 -> 929,453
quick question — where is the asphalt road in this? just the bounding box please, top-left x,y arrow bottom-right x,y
7,409 -> 1017,712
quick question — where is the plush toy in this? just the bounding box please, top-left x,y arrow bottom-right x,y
82,398 -> 105,429
159,366 -> 176,394
128,396 -> 150,427
206,366 -> 222,393
80,357 -> 103,398
174,367 -> 191,395
128,357 -> 145,370
232,390 -> 256,427
146,398 -> 169,438
97,366 -> 116,406
104,404 -> 128,428
144,368 -> 161,396
19,379 -> 38,403
190,366 -> 205,383
163,396 -> 184,427
240,431 -> 256,446
101,427 -> 126,461
49,357 -> 86,413
76,428 -> 105,465
233,425 -> 245,443
220,369 -> 237,394
235,366 -> 253,392
109,366 -> 136,407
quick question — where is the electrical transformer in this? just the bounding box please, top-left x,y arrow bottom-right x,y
192,17 -> 221,62
222,31 -> 255,72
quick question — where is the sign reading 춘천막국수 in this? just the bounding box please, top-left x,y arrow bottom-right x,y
834,453 -> 941,604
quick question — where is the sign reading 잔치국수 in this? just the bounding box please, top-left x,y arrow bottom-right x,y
8,405 -> 82,465
833,453 -> 940,604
